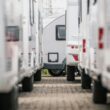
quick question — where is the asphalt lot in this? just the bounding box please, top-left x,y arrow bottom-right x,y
19,77 -> 110,110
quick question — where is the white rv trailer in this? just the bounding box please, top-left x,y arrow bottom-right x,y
102,0 -> 110,90
66,0 -> 80,81
42,14 -> 66,76
78,0 -> 109,104
29,0 -> 43,81
0,0 -> 42,109
78,0 -> 92,89
20,0 -> 43,91
0,0 -> 22,109
99,0 -> 110,104
20,0 -> 43,86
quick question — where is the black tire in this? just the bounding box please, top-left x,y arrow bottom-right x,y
67,66 -> 76,81
76,67 -> 80,76
93,80 -> 107,104
22,75 -> 33,92
62,71 -> 66,76
48,69 -> 63,77
0,86 -> 18,110
34,69 -> 42,81
62,66 -> 66,76
81,69 -> 91,89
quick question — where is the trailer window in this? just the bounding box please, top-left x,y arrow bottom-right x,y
29,0 -> 34,25
6,26 -> 19,41
56,25 -> 66,40
79,0 -> 82,23
48,53 -> 59,62
87,0 -> 90,14
93,0 -> 97,5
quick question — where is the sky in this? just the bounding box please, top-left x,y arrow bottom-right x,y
52,0 -> 67,9
43,0 -> 67,17
43,0 -> 67,26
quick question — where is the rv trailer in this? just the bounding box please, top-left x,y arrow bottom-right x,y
0,0 -> 43,109
98,0 -> 110,104
43,14 -> 66,76
78,0 -> 110,104
78,0 -> 92,89
66,0 -> 80,81
0,0 -> 22,109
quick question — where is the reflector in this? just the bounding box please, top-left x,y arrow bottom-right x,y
73,54 -> 79,61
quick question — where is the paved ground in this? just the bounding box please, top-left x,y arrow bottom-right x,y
19,77 -> 110,110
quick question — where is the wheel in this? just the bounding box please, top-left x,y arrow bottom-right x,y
34,69 -> 42,81
93,80 -> 107,104
48,69 -> 63,77
62,71 -> 66,76
49,69 -> 63,77
81,69 -> 91,89
62,66 -> 66,76
67,66 -> 76,81
22,75 -> 33,92
76,67 -> 80,76
0,86 -> 18,110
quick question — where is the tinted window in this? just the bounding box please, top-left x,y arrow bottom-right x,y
87,0 -> 90,14
79,0 -> 82,23
93,0 -> 97,5
29,0 -> 34,25
6,26 -> 19,41
56,25 -> 66,40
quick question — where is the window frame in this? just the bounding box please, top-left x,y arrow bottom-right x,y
79,0 -> 82,23
56,25 -> 66,41
87,0 -> 90,14
48,52 -> 59,63
6,26 -> 20,42
93,0 -> 97,5
29,0 -> 34,25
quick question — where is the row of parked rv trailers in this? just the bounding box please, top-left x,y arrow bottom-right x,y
0,0 -> 110,109
43,0 -> 110,105
0,0 -> 43,110
66,0 -> 110,104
